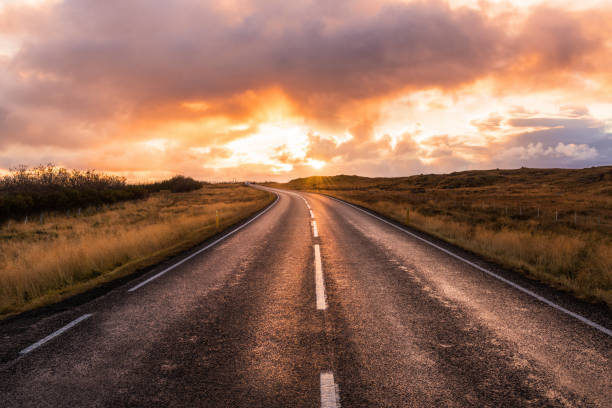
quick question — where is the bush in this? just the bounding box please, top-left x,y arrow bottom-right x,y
0,165 -> 204,222
0,165 -> 146,222
144,175 -> 204,193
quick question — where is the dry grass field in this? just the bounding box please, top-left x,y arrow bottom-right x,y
270,167 -> 612,308
0,184 -> 274,318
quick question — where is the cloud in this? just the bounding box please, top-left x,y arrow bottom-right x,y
0,0 -> 611,179
560,105 -> 590,118
500,142 -> 598,161
491,110 -> 611,168
2,0 -> 510,131
507,117 -> 602,129
471,113 -> 503,133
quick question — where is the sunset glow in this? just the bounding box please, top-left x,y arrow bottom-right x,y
1,0 -> 610,180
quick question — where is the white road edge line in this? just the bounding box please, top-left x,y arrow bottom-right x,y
310,210 -> 315,219
320,371 -> 340,408
128,194 -> 280,292
20,313 -> 93,355
314,244 -> 327,310
312,220 -> 319,238
328,196 -> 612,337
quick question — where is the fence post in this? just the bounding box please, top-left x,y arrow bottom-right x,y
537,207 -> 540,218
216,210 -> 220,230
574,211 -> 577,224
24,215 -> 28,224
555,209 -> 558,221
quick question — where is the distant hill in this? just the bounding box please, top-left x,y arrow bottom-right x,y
276,166 -> 612,195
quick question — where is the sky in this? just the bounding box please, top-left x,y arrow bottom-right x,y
0,0 -> 611,181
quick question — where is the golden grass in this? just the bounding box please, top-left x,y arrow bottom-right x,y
270,169 -> 612,308
0,184 -> 274,318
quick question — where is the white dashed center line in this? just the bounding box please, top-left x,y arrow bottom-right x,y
320,371 -> 340,408
310,210 -> 315,219
312,220 -> 319,237
314,244 -> 327,310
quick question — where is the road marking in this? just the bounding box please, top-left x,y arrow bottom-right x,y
328,196 -> 612,337
128,194 -> 280,292
310,210 -> 315,219
312,220 -> 319,237
314,244 -> 327,310
320,371 -> 340,408
20,314 -> 93,355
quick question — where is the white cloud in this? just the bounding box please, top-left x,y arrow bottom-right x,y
553,142 -> 598,160
500,142 -> 598,161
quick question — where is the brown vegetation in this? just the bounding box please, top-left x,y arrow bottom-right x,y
0,184 -> 274,318
270,167 -> 612,307
0,165 -> 204,223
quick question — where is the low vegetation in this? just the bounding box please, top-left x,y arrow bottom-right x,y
0,165 -> 146,222
0,183 -> 274,318
270,166 -> 612,308
144,175 -> 204,193
0,165 -> 204,223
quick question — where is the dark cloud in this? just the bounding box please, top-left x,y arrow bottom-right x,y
0,0 -> 582,145
507,117 -> 602,129
560,105 -> 590,118
9,0 -> 505,105
518,7 -> 602,70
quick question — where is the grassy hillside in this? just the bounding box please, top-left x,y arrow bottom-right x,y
0,184 -> 274,318
270,166 -> 612,307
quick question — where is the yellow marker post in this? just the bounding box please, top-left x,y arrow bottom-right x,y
216,210 -> 220,230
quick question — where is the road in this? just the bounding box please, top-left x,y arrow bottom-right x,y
1,187 -> 610,407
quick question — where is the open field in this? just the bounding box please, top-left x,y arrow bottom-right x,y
268,166 -> 612,307
0,184 -> 274,318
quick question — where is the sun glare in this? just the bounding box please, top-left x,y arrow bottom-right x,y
223,122 -> 309,166
307,159 -> 326,170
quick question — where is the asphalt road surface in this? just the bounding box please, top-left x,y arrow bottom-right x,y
1,187 -> 611,407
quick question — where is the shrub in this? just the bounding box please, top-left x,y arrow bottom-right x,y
144,175 -> 204,193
